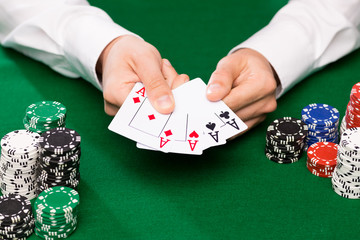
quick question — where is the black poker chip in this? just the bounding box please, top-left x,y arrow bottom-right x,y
36,128 -> 81,193
0,194 -> 34,239
265,117 -> 308,164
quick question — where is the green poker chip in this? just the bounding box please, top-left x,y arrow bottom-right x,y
34,186 -> 79,215
24,101 -> 67,135
25,101 -> 67,124
34,187 -> 79,239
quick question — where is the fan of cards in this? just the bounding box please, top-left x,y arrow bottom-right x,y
108,78 -> 247,155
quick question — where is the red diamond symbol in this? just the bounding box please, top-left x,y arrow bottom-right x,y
148,114 -> 155,120
164,130 -> 172,137
133,97 -> 140,103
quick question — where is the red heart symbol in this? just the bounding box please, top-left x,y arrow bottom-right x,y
189,131 -> 199,138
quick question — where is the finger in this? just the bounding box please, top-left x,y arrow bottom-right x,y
102,65 -> 139,108
222,70 -> 277,112
228,114 -> 267,140
162,59 -> 178,87
206,57 -> 239,102
172,74 -> 189,89
104,100 -> 120,116
226,95 -> 277,122
134,55 -> 175,114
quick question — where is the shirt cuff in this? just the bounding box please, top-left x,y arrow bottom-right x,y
229,19 -> 315,98
62,6 -> 142,90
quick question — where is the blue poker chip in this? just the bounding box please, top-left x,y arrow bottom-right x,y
307,133 -> 338,140
302,103 -> 339,127
307,130 -> 338,138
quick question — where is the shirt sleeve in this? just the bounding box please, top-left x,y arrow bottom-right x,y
0,0 -> 140,90
230,0 -> 360,97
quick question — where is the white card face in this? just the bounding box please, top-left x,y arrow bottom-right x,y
169,113 -> 203,154
129,98 -> 172,138
177,78 -> 247,142
108,82 -> 171,152
199,112 -> 227,150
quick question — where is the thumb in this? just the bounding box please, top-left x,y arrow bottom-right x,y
135,57 -> 175,114
206,58 -> 236,102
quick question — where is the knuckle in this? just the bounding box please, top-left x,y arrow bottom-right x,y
265,99 -> 277,113
146,78 -> 165,92
217,56 -> 230,67
179,74 -> 189,81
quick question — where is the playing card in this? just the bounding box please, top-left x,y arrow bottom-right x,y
108,82 -> 173,152
175,78 -> 247,144
200,112 -> 227,149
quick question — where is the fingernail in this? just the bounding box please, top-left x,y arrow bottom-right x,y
163,59 -> 172,66
155,94 -> 173,111
207,83 -> 221,95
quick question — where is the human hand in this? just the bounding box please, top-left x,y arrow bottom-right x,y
206,48 -> 279,135
97,35 -> 189,116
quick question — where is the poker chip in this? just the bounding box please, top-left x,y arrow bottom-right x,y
301,103 -> 339,150
345,83 -> 360,129
332,128 -> 360,199
24,101 -> 67,134
340,116 -> 347,136
37,128 -> 81,193
265,117 -> 308,164
0,130 -> 40,200
306,142 -> 337,178
34,186 -> 79,239
0,194 -> 35,239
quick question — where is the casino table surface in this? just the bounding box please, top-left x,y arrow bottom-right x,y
1,0 -> 360,239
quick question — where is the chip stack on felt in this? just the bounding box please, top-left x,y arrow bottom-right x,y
306,142 -> 338,178
332,128 -> 360,199
340,116 -> 347,136
0,130 -> 40,200
0,194 -> 35,239
265,117 -> 308,164
301,103 -> 340,150
36,128 -> 81,194
340,83 -> 360,135
34,186 -> 79,239
24,101 -> 67,134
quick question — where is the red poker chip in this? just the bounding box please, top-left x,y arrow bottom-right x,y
306,164 -> 333,178
307,162 -> 335,173
307,161 -> 335,171
347,103 -> 360,115
350,83 -> 360,101
307,142 -> 338,166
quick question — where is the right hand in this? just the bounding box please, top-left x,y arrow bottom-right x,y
97,35 -> 189,116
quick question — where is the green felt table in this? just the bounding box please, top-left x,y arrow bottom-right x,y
1,0 -> 360,239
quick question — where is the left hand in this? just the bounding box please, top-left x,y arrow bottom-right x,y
206,48 -> 279,135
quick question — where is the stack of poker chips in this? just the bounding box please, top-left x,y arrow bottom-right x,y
301,103 -> 340,150
0,194 -> 35,239
36,127 -> 81,193
24,101 -> 67,134
339,82 -> 360,133
0,130 -> 40,200
332,128 -> 360,199
34,186 -> 79,239
265,117 -> 308,164
340,116 -> 347,136
306,142 -> 338,178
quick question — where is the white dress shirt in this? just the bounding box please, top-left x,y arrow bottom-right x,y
0,0 -> 138,90
231,0 -> 360,97
1,0 -> 360,96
